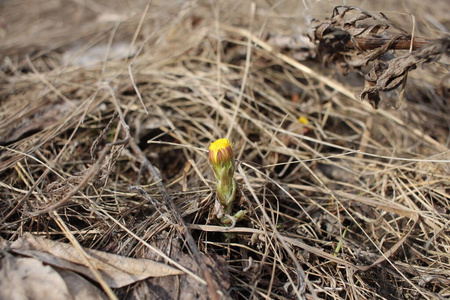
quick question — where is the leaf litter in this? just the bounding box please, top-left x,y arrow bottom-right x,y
0,1 -> 449,299
4,233 -> 183,288
310,6 -> 449,108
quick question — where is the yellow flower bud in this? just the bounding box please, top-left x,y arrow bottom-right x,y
208,138 -> 245,230
208,138 -> 237,217
208,138 -> 233,166
298,116 -> 309,125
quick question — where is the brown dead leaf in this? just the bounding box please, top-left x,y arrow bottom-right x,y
360,38 -> 449,108
0,253 -> 73,300
56,268 -> 108,300
8,233 -> 184,288
311,5 -> 449,108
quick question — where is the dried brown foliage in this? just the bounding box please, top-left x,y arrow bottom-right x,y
311,6 -> 449,108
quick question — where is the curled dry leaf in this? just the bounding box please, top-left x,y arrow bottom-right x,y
360,38 -> 449,108
311,6 -> 449,108
8,233 -> 184,289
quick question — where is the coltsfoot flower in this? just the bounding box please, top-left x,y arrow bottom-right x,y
208,138 -> 244,226
209,138 -> 233,167
209,138 -> 236,213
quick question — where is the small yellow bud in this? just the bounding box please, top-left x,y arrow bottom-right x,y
209,138 -> 233,165
298,116 -> 309,125
208,138 -> 237,221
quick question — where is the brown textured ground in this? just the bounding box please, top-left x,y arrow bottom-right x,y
0,1 -> 449,299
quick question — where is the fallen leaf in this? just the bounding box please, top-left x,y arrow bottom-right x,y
0,253 -> 72,300
56,268 -> 108,300
9,233 -> 184,288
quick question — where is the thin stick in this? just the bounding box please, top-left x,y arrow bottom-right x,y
349,36 -> 431,51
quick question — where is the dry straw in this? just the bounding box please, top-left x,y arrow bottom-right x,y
0,1 -> 449,299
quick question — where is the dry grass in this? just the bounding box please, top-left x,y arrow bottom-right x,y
1,0 -> 449,299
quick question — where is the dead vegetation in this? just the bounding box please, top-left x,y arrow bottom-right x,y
310,6 -> 449,109
0,1 -> 449,299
